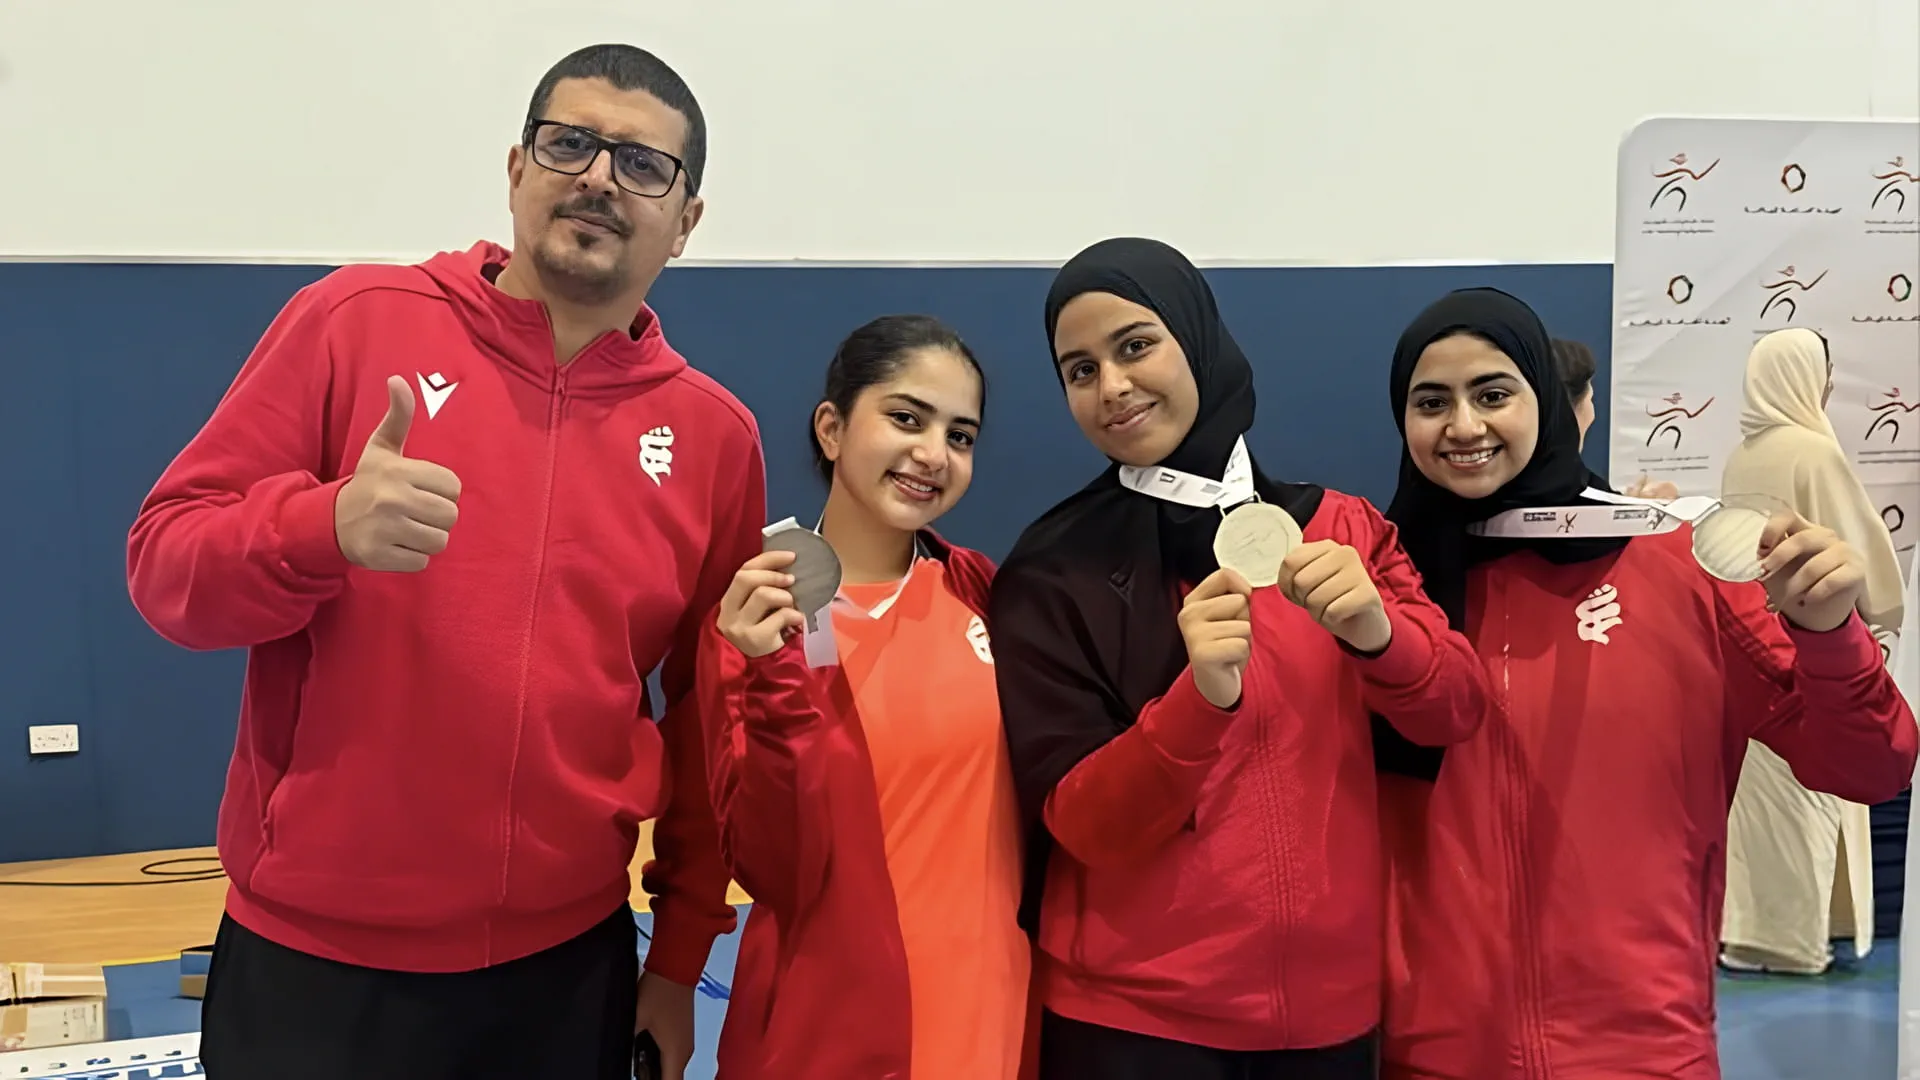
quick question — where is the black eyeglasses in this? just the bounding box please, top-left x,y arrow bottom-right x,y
522,120 -> 685,199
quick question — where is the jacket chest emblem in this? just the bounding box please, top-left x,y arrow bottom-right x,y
1575,583 -> 1623,645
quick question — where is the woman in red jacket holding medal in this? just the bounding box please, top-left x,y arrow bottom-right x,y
692,315 -> 1031,1080
990,237 -> 1491,1078
1375,287 -> 1918,1079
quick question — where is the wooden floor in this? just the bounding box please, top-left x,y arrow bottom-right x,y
0,822 -> 750,964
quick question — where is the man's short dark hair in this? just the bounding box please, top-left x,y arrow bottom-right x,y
1551,338 -> 1596,397
525,44 -> 707,198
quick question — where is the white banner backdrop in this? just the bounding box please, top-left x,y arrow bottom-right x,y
1609,117 -> 1920,556
1900,551 -> 1920,1080
1610,116 -> 1920,1078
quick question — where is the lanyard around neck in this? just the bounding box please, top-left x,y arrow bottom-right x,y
799,516 -> 929,668
1115,436 -> 1257,510
1468,487 -> 1718,539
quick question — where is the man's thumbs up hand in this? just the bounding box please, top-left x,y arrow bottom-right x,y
335,376 -> 463,572
363,374 -> 416,458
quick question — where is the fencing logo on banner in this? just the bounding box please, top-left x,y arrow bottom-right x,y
1644,393 -> 1716,450
1859,385 -> 1920,491
1756,265 -> 1829,323
1866,390 -> 1920,445
1649,153 -> 1719,213
1870,156 -> 1918,218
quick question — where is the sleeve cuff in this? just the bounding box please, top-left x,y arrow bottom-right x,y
742,636 -> 807,690
732,636 -> 828,734
1140,667 -> 1239,762
1786,611 -> 1882,679
640,912 -> 720,986
1345,607 -> 1434,689
277,478 -> 354,579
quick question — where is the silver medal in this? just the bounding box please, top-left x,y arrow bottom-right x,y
762,522 -> 843,623
1212,501 -> 1302,588
1691,493 -> 1788,583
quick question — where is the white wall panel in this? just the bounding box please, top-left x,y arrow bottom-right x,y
0,0 -> 1908,264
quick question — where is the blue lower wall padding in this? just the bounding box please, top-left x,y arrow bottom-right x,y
0,260 -> 1611,863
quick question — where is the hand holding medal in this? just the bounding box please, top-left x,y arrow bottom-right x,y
1277,542 -> 1393,654
1178,569 -> 1255,710
1212,501 -> 1392,654
717,521 -> 845,658
717,550 -> 808,657
1695,496 -> 1866,629
1690,493 -> 1787,584
1754,509 -> 1866,632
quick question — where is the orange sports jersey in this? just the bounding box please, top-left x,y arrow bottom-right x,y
836,558 -> 1029,1080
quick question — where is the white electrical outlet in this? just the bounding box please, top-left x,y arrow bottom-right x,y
27,724 -> 79,755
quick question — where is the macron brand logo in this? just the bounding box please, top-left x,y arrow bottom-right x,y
966,614 -> 994,665
416,371 -> 458,419
638,426 -> 675,485
1575,583 -> 1623,645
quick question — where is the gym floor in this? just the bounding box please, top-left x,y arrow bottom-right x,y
0,845 -> 1894,1079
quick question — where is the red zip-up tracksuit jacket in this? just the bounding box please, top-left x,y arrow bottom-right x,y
126,241 -> 761,981
691,533 -> 1039,1080
1381,529 -> 1919,1080
1034,491 -> 1489,1050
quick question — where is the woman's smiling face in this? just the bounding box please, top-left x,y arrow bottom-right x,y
1050,291 -> 1200,467
1403,331 -> 1540,500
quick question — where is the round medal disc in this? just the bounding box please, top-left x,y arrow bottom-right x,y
1213,501 -> 1302,588
1691,493 -> 1788,583
763,526 -> 843,616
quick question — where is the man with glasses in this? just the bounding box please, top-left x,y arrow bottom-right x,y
128,43 -> 759,1080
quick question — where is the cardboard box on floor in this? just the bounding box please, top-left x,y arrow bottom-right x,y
0,963 -> 108,1053
179,945 -> 212,1000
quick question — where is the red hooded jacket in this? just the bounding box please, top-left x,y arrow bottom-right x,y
1015,490 -> 1489,1051
126,242 -> 758,981
1381,529 -> 1919,1080
690,534 -> 1038,1080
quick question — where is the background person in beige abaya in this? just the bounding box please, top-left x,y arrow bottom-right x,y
1720,326 -> 1907,974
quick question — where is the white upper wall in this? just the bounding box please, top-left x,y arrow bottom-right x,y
1,0 -> 1914,266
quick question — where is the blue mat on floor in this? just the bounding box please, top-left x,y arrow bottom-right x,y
1716,942 -> 1897,1080
102,906 -> 749,1080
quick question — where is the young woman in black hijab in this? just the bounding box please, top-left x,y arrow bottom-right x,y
1375,287 -> 1916,1080
989,238 -> 1490,1079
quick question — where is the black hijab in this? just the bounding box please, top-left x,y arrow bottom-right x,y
989,238 -> 1324,929
1375,287 -> 1628,779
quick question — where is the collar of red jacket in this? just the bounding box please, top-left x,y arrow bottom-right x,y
415,240 -> 690,397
